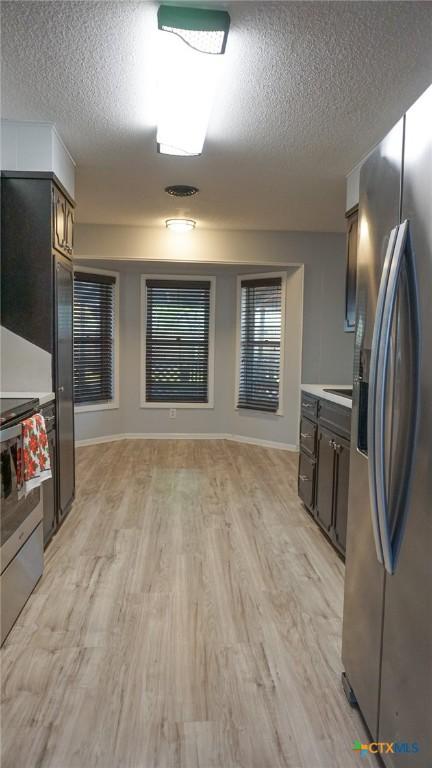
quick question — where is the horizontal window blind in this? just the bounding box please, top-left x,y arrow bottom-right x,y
73,271 -> 116,405
145,279 -> 211,403
238,276 -> 282,413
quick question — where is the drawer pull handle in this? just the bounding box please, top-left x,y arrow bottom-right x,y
302,402 -> 313,408
300,432 -> 312,439
299,474 -> 308,482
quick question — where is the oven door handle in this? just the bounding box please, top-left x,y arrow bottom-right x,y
0,424 -> 22,442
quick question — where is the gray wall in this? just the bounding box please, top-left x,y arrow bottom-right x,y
74,230 -> 354,445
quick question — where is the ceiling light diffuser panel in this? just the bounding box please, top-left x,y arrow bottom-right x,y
156,5 -> 230,157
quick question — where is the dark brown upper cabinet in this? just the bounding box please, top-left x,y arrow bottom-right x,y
64,201 -> 75,255
53,185 -> 74,257
1,171 -> 75,353
344,205 -> 358,332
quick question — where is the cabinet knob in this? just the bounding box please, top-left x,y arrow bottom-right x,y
328,439 -> 334,448
58,386 -> 64,393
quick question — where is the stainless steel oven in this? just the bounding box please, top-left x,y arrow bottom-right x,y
1,399 -> 44,645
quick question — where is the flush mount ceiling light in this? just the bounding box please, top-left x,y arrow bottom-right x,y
156,5 -> 230,157
166,218 -> 196,232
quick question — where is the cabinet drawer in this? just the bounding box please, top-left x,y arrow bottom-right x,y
300,417 -> 317,457
301,392 -> 318,419
319,400 -> 351,439
298,453 -> 316,511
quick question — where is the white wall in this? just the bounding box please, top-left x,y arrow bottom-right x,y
0,326 -> 52,391
1,120 -> 76,199
74,226 -> 354,446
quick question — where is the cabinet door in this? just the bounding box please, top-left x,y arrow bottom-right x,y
52,187 -> 67,254
55,256 -> 75,519
315,427 -> 336,532
298,452 -> 316,512
64,202 -> 74,256
345,207 -> 358,331
333,436 -> 350,554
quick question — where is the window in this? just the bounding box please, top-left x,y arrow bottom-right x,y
73,269 -> 119,410
141,276 -> 215,407
236,273 -> 285,414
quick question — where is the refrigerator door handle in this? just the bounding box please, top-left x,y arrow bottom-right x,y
367,225 -> 399,564
375,220 -> 420,574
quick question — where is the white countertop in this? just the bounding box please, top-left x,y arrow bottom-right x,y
0,391 -> 55,407
301,384 -> 352,409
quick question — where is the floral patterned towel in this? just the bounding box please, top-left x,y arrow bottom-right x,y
21,414 -> 52,495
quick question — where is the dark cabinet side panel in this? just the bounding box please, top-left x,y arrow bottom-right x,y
1,178 -> 53,352
43,427 -> 57,546
55,256 -> 75,518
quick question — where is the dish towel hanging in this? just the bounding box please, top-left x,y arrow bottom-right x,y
21,414 -> 52,496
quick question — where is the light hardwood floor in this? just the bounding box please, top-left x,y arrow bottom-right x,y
1,440 -> 374,768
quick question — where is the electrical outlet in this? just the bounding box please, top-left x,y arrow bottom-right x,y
169,408 -> 176,419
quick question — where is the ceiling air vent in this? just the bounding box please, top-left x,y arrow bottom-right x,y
165,185 -> 199,197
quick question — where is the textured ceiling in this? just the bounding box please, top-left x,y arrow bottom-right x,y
1,1 -> 432,232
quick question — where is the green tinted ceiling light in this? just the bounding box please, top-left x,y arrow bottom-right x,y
156,5 -> 231,156
157,5 -> 230,54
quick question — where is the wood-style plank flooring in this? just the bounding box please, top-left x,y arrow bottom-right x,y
1,440 -> 373,768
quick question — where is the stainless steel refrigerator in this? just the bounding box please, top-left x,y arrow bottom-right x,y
342,84 -> 432,767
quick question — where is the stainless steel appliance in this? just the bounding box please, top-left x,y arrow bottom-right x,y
0,397 -> 43,644
342,85 -> 432,766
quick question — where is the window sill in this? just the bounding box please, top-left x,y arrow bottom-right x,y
140,401 -> 214,410
235,406 -> 284,417
75,401 -> 119,414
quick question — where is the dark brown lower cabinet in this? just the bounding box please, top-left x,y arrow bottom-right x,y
315,428 -> 350,555
298,392 -> 351,558
333,436 -> 350,552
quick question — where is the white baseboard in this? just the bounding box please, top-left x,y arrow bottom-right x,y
228,434 -> 298,451
75,432 -> 298,451
75,434 -> 126,447
75,432 -> 228,447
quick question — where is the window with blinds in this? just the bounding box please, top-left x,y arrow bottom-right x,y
73,271 -> 116,405
144,279 -> 212,404
237,276 -> 283,413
